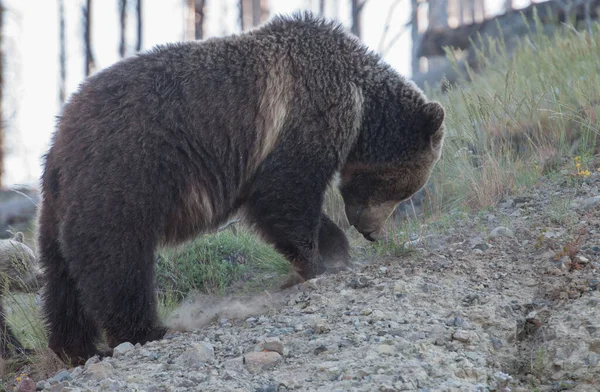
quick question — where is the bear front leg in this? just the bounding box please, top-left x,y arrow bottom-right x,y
246,147 -> 339,286
318,213 -> 351,273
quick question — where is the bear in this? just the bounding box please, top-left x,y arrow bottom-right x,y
0,231 -> 40,358
36,11 -> 445,366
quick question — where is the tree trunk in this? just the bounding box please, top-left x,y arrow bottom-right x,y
252,0 -> 261,27
239,0 -> 244,31
504,0 -> 512,12
136,0 -> 142,51
320,0 -> 326,15
411,0 -> 420,77
83,0 -> 95,77
195,0 -> 206,40
119,0 -> 127,58
185,0 -> 195,40
350,0 -> 365,38
59,0 -> 66,106
428,0 -> 449,28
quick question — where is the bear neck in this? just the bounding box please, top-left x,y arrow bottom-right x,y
346,71 -> 426,166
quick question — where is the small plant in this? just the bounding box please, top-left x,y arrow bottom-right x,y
573,156 -> 592,177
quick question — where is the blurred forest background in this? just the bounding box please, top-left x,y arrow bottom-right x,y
0,0 -> 549,190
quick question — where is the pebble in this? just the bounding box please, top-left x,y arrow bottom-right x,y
113,341 -> 135,357
452,330 -> 477,343
243,351 -> 283,373
51,370 -> 72,383
490,227 -> 514,238
257,336 -> 284,355
377,344 -> 396,355
176,342 -> 215,369
582,196 -> 600,211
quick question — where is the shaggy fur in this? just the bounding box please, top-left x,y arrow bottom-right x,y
37,11 -> 445,365
0,232 -> 39,358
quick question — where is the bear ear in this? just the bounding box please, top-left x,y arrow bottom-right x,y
418,101 -> 445,138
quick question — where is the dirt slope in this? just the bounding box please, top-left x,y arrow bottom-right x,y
16,165 -> 600,392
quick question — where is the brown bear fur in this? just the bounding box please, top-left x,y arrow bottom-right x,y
37,11 -> 445,366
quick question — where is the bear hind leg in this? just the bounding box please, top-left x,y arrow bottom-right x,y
38,223 -> 103,366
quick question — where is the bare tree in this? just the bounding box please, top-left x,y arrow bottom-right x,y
185,0 -> 194,40
239,0 -> 244,31
119,0 -> 127,58
350,0 -> 367,38
239,0 -> 268,31
429,0 -> 449,28
320,0 -> 326,15
59,0 -> 66,106
195,0 -> 206,39
136,0 -> 142,51
83,0 -> 95,77
411,0 -> 420,77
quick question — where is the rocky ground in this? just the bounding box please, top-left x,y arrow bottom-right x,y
10,163 -> 600,392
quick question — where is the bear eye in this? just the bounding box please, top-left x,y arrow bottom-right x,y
355,206 -> 363,217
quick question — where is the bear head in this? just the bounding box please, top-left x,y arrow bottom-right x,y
340,100 -> 445,241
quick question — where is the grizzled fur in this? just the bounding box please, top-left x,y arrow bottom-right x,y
37,11 -> 445,365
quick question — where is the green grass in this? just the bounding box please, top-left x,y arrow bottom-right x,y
422,17 -> 600,212
155,225 -> 291,316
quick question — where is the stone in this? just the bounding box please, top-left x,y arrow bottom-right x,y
85,362 -> 115,381
176,342 -> 214,369
490,227 -> 514,238
112,341 -> 135,357
52,370 -> 72,383
377,344 -> 396,355
583,196 -> 600,211
452,330 -> 477,343
244,351 -> 283,373
257,337 -> 284,355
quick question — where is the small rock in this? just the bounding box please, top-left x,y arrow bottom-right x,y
472,243 -> 490,251
583,196 -> 600,211
85,362 -> 115,381
490,227 -> 514,238
404,238 -> 423,249
314,345 -> 328,355
490,337 -> 503,350
378,266 -> 388,274
177,342 -> 214,369
112,341 -> 135,357
257,337 -> 284,355
52,370 -> 72,383
377,344 -> 396,355
244,351 -> 283,373
371,309 -> 386,321
35,381 -> 45,391
349,276 -> 372,289
575,255 -> 590,264
452,330 -> 477,343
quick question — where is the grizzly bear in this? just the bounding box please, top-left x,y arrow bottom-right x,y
37,11 -> 445,365
0,232 -> 40,358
